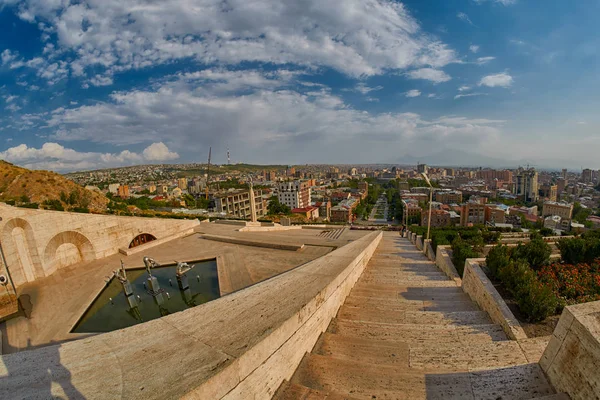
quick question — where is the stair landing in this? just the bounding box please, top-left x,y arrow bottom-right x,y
275,233 -> 562,400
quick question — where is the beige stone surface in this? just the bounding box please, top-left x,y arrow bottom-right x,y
540,301 -> 600,400
278,235 -> 557,400
0,203 -> 199,287
0,228 -> 382,399
0,225 -> 338,353
462,258 -> 528,340
435,245 -> 462,284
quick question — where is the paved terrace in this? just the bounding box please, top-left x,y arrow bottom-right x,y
276,233 -> 566,400
1,223 -> 366,354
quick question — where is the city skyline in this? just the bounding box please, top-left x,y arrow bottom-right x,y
1,0 -> 600,172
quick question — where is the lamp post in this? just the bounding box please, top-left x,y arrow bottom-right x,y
421,172 -> 433,241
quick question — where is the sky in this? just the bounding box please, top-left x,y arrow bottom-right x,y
0,0 -> 599,172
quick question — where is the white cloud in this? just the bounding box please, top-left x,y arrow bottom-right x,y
405,90 -> 421,98
1,49 -> 17,65
458,85 -> 472,92
5,103 -> 21,112
7,0 -> 458,81
457,12 -> 474,25
470,45 -> 480,53
0,142 -> 179,171
479,72 -> 513,88
29,68 -> 502,165
406,68 -> 451,83
353,83 -> 384,95
3,95 -> 18,103
455,92 -> 487,100
473,0 -> 517,5
476,56 -> 496,65
142,142 -> 179,161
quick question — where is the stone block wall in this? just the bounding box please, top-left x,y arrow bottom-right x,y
462,259 -> 527,340
0,203 -> 199,287
540,301 -> 600,399
0,231 -> 383,399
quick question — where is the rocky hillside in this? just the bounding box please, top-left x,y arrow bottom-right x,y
0,161 -> 109,211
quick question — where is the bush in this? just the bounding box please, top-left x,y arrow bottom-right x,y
498,260 -> 559,322
451,237 -> 480,277
512,238 -> 552,270
557,237 -> 600,264
485,244 -> 511,280
538,262 -> 600,305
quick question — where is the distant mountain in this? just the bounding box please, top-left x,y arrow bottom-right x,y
395,149 -> 520,169
0,161 -> 109,211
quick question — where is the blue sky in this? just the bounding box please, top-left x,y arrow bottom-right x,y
0,0 -> 599,172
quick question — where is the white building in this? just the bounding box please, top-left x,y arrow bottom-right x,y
277,181 -> 312,209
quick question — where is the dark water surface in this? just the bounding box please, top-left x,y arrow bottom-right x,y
72,259 -> 220,333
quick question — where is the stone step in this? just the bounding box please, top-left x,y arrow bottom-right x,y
518,336 -> 552,363
313,332 -> 535,373
343,296 -> 480,312
359,274 -> 451,284
366,265 -> 444,274
356,279 -> 458,288
337,305 -> 492,326
329,319 -> 508,344
350,286 -> 471,302
409,340 -> 530,371
526,394 -> 570,400
273,381 -> 357,400
292,353 -> 555,400
314,332 -> 409,367
362,269 -> 449,278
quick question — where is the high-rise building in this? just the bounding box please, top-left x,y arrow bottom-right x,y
582,168 -> 593,183
277,181 -> 312,209
477,169 -> 513,183
562,169 -> 567,180
542,201 -> 574,220
178,177 -> 188,190
214,190 -> 265,219
515,168 -> 539,202
117,185 -> 130,199
417,164 -> 428,174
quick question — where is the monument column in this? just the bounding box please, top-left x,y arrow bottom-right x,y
249,179 -> 258,223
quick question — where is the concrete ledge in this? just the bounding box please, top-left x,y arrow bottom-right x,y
423,239 -> 435,262
201,234 -> 305,251
0,232 -> 382,399
435,246 -> 462,285
214,220 -> 251,226
415,235 -> 424,251
118,228 -> 196,255
462,258 -> 527,341
238,225 -> 302,232
540,300 -> 600,400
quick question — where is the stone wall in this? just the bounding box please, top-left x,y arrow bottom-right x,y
435,245 -> 462,285
0,203 -> 198,287
0,231 -> 382,399
462,258 -> 527,340
415,235 -> 423,251
540,301 -> 600,400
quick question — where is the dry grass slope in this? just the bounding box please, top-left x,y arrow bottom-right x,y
0,161 -> 108,211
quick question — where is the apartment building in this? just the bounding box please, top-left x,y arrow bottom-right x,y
214,189 -> 265,219
277,181 -> 312,209
542,201 -> 574,220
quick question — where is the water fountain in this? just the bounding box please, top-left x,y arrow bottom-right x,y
113,261 -> 137,309
143,256 -> 165,306
73,257 -> 220,333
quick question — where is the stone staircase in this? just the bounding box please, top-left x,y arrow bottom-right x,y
318,228 -> 347,240
274,233 -> 568,400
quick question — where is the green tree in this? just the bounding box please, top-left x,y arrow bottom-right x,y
267,196 -> 291,215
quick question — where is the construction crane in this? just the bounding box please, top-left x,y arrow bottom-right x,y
205,147 -> 211,200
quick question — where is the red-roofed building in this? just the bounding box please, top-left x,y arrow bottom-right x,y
292,206 -> 319,220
